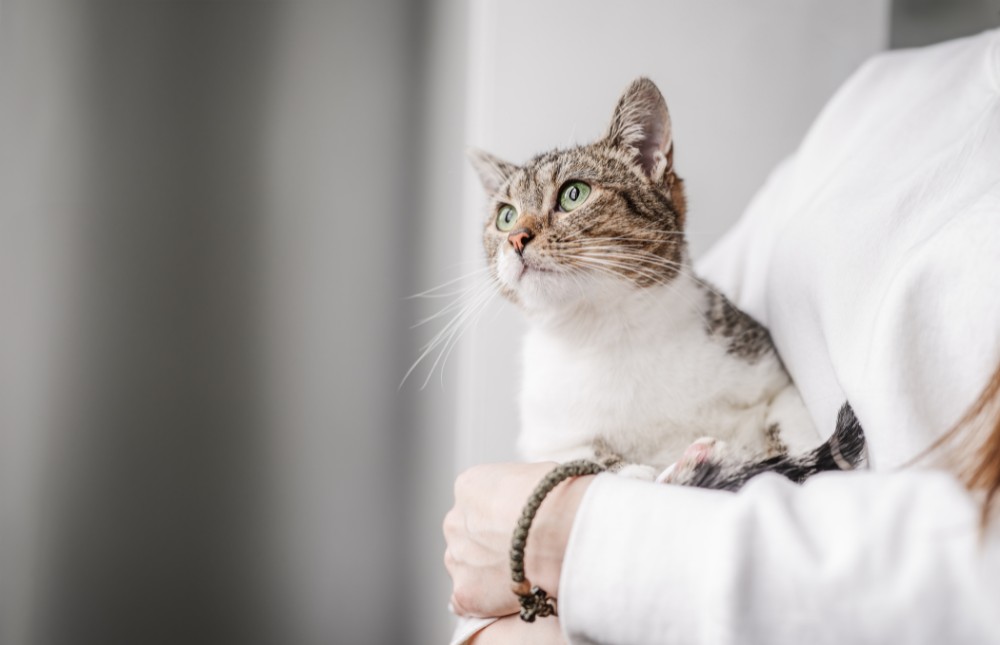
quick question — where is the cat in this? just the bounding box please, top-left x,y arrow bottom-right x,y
468,77 -> 865,489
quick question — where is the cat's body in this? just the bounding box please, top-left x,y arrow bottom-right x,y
519,271 -> 818,473
469,77 -> 863,487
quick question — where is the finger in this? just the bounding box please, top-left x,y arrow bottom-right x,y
454,465 -> 478,501
443,547 -> 457,577
442,507 -> 461,540
450,588 -> 476,617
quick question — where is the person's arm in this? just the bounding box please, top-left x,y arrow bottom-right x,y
559,470 -> 1000,645
444,462 -> 593,619
446,464 -> 1000,644
445,462 -> 590,645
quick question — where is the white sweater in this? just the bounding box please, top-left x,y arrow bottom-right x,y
560,29 -> 1000,645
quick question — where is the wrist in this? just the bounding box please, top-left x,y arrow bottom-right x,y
525,473 -> 595,599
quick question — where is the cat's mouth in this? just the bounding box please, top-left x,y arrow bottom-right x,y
518,258 -> 555,279
496,248 -> 565,293
521,263 -> 552,276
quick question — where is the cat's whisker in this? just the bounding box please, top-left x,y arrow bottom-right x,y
401,277 -> 500,389
411,280 -> 493,353
567,245 -> 730,300
563,252 -> 721,330
571,247 -> 680,271
408,298 -> 491,389
596,263 -> 716,332
570,251 -> 684,285
406,266 -> 492,299
559,234 -> 686,247
576,251 -> 685,275
411,278 -> 494,327
563,232 -> 687,241
563,263 -> 674,308
567,244 -> 678,258
424,279 -> 500,389
560,226 -> 712,243
566,254 -> 676,289
414,290 -> 480,300
412,294 -> 474,328
562,239 -> 677,252
435,287 -> 501,387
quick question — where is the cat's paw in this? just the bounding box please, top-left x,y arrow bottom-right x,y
615,463 -> 659,481
657,437 -> 728,484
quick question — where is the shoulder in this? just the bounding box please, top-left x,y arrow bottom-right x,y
706,30 -> 1000,466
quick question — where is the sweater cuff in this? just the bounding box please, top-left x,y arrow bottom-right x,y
558,474 -> 731,645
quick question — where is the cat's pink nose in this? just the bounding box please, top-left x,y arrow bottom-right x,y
507,229 -> 534,255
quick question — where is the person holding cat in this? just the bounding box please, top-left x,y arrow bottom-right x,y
445,28 -> 1000,644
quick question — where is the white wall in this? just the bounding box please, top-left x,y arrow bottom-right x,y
454,0 -> 891,469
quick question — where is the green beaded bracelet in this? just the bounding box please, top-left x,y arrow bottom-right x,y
509,459 -> 606,622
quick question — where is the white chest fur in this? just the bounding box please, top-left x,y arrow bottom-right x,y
516,274 -> 818,469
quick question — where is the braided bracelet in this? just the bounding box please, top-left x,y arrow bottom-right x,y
509,459 -> 606,622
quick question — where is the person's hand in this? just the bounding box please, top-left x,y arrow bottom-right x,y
443,462 -> 595,618
469,615 -> 566,644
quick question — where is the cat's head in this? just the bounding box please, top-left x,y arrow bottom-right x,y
470,78 -> 688,313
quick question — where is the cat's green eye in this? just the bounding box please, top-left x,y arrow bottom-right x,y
496,204 -> 518,231
558,181 -> 591,212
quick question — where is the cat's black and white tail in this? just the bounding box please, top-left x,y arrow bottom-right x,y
681,402 -> 868,492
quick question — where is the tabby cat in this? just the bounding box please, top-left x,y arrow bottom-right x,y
468,78 -> 864,489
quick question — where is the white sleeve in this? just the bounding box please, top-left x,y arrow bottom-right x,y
558,471 -> 1000,645
448,615 -> 496,645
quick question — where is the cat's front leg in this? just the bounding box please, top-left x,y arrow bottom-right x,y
658,436 -> 730,485
592,437 -> 659,481
614,463 -> 660,480
523,437 -> 659,480
763,385 -> 821,454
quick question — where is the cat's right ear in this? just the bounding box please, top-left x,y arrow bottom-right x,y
467,148 -> 517,196
605,77 -> 673,182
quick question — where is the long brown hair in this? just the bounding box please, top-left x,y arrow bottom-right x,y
928,362 -> 1000,525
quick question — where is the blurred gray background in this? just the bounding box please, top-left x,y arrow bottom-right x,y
0,1 -> 996,644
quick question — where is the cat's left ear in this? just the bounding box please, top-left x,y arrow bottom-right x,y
467,148 -> 517,196
605,77 -> 673,182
